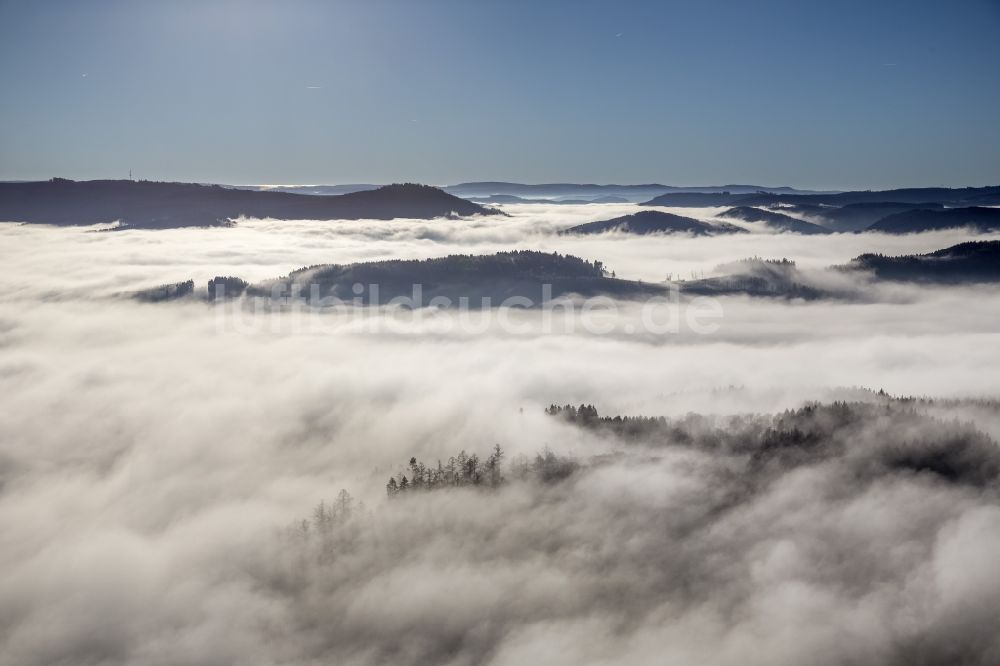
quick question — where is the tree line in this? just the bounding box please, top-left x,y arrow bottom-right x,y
545,401 -> 1000,486
386,443 -> 579,498
386,445 -> 506,497
290,488 -> 357,542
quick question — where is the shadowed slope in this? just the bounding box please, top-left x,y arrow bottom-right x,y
848,241 -> 1000,283
561,210 -> 747,236
867,207 -> 1000,233
718,206 -> 831,234
250,250 -> 666,305
0,179 -> 499,229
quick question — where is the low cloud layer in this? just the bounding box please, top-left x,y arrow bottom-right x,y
1,208 -> 998,665
5,203 -> 998,296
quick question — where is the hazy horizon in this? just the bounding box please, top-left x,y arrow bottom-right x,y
6,177 -> 1000,192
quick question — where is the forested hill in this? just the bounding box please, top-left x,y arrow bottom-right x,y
545,402 -> 1000,488
642,185 -> 1000,232
0,179 -> 499,229
717,206 -> 830,234
848,241 -> 1000,283
561,210 -> 746,236
252,250 -> 665,305
677,241 -> 1000,300
866,207 -> 1000,233
643,185 -> 1000,208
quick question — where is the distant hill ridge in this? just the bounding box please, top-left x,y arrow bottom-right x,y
866,207 -> 1000,233
644,186 -> 1000,232
561,210 -> 747,236
717,207 -> 830,234
447,182 -> 822,195
0,179 -> 499,229
643,185 -> 1000,208
445,182 -> 826,203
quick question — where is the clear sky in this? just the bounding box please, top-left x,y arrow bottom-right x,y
1,0 -> 998,189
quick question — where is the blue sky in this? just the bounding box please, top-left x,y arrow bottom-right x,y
1,0 -> 998,188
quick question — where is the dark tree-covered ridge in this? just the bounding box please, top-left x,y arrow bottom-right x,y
717,206 -> 831,234
132,280 -> 195,303
545,401 -> 1000,488
384,443 -> 580,499
642,185 -> 1000,208
289,250 -> 607,283
643,186 -> 1000,232
207,276 -> 249,299
0,179 -> 500,229
255,250 -> 665,305
866,206 -> 1000,233
682,241 -> 1000,298
847,241 -> 1000,283
561,210 -> 747,236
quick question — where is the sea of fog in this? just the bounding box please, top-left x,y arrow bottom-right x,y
1,204 -> 999,665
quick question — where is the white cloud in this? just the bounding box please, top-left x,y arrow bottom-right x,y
1,210 -> 998,664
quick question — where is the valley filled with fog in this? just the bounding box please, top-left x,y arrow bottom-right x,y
2,204 -> 1000,665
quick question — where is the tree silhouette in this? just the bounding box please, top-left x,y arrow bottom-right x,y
335,489 -> 353,518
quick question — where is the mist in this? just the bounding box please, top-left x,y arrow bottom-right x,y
6,204 -> 998,297
1,208 -> 999,665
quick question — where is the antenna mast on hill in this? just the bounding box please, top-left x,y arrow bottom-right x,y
129,168 -> 133,181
